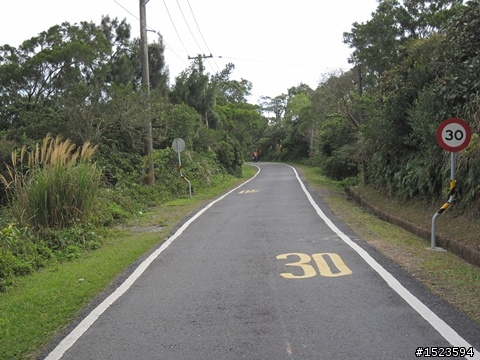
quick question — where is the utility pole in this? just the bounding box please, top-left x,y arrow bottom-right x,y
188,53 -> 213,61
188,54 -> 213,74
140,0 -> 155,185
188,54 -> 213,126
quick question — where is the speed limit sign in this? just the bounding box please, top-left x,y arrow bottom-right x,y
436,118 -> 471,152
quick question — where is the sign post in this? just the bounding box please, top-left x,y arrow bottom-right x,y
431,118 -> 471,250
172,138 -> 192,198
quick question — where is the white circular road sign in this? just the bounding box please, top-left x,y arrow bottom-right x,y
436,118 -> 471,152
172,138 -> 185,153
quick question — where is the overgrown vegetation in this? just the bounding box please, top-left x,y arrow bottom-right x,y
0,134 -> 100,230
257,0 -> 480,216
0,17 -> 268,292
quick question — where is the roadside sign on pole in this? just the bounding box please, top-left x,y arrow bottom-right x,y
431,118 -> 471,250
171,138 -> 192,198
172,138 -> 185,153
436,118 -> 471,152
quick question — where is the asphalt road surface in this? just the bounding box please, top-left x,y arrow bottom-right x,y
43,163 -> 480,360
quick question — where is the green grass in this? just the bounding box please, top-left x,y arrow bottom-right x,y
0,164 -> 258,360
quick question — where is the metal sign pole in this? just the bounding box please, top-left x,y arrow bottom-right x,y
176,139 -> 182,167
172,138 -> 192,198
431,152 -> 456,250
431,118 -> 470,251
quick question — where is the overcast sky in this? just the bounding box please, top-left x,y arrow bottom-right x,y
0,0 -> 379,103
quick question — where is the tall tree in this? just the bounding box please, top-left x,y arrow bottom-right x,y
170,57 -> 218,128
343,0 -> 461,85
0,17 -> 134,140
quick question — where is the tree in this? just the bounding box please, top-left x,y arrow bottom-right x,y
0,17 -> 135,140
437,0 -> 480,115
170,57 -> 218,128
214,63 -> 252,105
343,0 -> 461,86
259,95 -> 287,124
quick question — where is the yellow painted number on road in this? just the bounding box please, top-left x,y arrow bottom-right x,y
239,189 -> 259,194
276,253 -> 316,279
312,253 -> 352,277
276,253 -> 352,278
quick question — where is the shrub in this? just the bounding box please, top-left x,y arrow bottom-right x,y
0,134 -> 101,230
0,224 -> 54,291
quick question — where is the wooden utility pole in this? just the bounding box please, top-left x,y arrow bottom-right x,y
140,0 -> 155,185
188,54 -> 213,126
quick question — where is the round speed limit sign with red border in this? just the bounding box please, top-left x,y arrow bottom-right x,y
436,118 -> 471,152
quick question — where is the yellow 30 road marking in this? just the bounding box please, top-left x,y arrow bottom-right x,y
276,253 -> 352,278
276,253 -> 316,279
312,253 -> 352,277
239,189 -> 259,194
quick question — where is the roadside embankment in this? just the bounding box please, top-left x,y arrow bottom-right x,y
346,187 -> 480,268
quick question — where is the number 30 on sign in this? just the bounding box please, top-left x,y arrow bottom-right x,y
436,118 -> 472,152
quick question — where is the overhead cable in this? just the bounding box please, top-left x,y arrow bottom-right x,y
113,0 -> 187,66
186,0 -> 221,72
162,0 -> 190,56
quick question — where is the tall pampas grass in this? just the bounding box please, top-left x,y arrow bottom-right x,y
0,134 -> 100,230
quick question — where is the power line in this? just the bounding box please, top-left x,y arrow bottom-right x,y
174,0 -> 216,74
186,0 -> 220,72
216,55 -> 328,69
162,0 -> 190,56
113,0 -> 187,66
113,0 -> 138,19
175,0 -> 204,55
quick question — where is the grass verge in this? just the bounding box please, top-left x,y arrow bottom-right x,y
0,165 -> 258,360
296,164 -> 480,324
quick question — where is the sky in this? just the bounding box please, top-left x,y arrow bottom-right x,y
0,0 -> 379,104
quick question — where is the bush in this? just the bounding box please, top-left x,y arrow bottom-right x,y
0,224 -> 54,291
322,146 -> 359,181
315,118 -> 359,181
0,134 -> 101,230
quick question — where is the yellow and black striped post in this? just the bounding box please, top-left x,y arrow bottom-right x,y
178,164 -> 192,198
431,153 -> 456,250
436,180 -> 456,215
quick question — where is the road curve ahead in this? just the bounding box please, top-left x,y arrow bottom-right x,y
45,163 -> 480,360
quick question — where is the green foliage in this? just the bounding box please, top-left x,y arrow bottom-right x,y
152,147 -> 229,195
438,0 -> 480,114
0,224 -> 54,292
315,118 -> 359,180
0,222 -> 104,292
256,124 -> 288,161
0,16 -> 267,294
334,0 -> 480,207
170,58 -> 219,128
0,134 -> 101,230
158,103 -> 202,149
456,132 -> 480,207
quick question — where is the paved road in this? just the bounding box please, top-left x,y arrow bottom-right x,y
44,163 -> 480,360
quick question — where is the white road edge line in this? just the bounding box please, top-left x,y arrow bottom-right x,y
287,164 -> 479,359
45,165 -> 261,360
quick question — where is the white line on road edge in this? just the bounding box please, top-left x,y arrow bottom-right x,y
288,164 -> 479,359
45,166 -> 261,360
